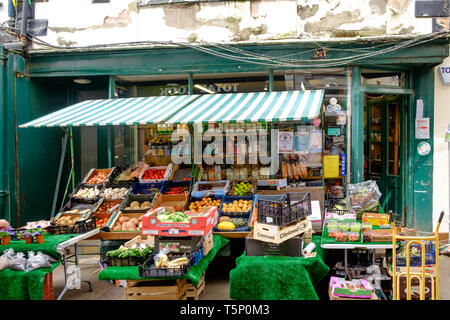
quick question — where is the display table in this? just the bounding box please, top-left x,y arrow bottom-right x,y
0,230 -> 100,300
98,235 -> 230,287
229,235 -> 329,300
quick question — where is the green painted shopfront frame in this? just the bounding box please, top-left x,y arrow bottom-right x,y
0,38 -> 448,231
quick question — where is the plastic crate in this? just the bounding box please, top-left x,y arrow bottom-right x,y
191,180 -> 230,198
215,212 -> 251,232
43,272 -> 53,300
192,245 -> 204,266
139,254 -> 193,278
218,195 -> 255,216
257,192 -> 311,227
57,198 -> 103,218
119,193 -> 156,213
47,216 -> 97,235
99,239 -> 128,262
161,180 -> 191,195
130,182 -> 164,195
139,164 -> 173,183
396,241 -> 436,267
106,252 -> 153,267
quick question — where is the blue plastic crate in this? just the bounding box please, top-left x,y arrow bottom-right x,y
214,212 -> 251,232
218,195 -> 256,216
130,181 -> 164,195
396,242 -> 436,267
192,245 -> 204,266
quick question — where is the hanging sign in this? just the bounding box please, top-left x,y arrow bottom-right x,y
327,126 -> 341,137
415,118 -> 430,139
278,132 -> 294,153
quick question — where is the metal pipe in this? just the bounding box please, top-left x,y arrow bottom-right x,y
20,0 -> 29,46
0,47 -> 6,219
69,126 -> 75,191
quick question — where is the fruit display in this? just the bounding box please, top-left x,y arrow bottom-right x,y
188,197 -> 221,213
232,181 -> 253,196
73,186 -> 102,200
338,221 -> 350,232
100,187 -> 129,200
86,171 -> 109,184
348,232 -> 360,242
350,222 -> 361,232
230,218 -> 247,227
328,228 -> 337,238
327,220 -> 338,230
142,168 -> 166,180
335,231 -> 348,242
217,221 -> 236,231
111,215 -> 142,231
221,199 -> 253,213
125,200 -> 152,210
198,184 -> 213,191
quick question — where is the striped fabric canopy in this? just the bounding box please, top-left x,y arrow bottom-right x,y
19,90 -> 324,128
19,94 -> 200,128
166,90 -> 324,124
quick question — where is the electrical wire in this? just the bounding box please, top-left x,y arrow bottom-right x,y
20,30 -> 450,69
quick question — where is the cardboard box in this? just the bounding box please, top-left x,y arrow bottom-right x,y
125,235 -> 155,248
362,213 -> 390,226
152,192 -> 188,211
203,230 -> 214,256
154,235 -> 202,253
141,206 -> 218,237
245,230 -> 303,257
253,218 -> 308,244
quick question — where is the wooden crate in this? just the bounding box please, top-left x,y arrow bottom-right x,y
43,272 -> 54,300
125,279 -> 187,300
186,273 -> 205,300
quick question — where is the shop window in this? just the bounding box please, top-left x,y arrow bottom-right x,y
361,69 -> 406,87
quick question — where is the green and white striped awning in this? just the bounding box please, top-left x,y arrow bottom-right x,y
166,90 -> 324,124
19,94 -> 200,128
19,90 -> 324,128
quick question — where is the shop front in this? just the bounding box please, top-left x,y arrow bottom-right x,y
5,40 -> 444,232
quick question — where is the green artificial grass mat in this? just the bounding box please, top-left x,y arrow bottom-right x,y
0,234 -> 78,300
98,234 -> 230,286
229,235 -> 330,300
0,234 -> 76,257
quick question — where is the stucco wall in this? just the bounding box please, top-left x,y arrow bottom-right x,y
28,0 -> 433,48
434,53 -> 450,234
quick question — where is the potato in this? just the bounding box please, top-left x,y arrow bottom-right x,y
129,218 -> 138,226
130,201 -> 140,209
112,223 -> 121,231
118,216 -> 130,224
140,201 -> 151,209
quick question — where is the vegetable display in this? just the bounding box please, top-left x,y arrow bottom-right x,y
125,200 -> 152,210
96,201 -> 120,214
106,244 -> 153,259
142,168 -> 166,180
54,215 -> 81,226
157,211 -> 190,223
73,187 -> 101,200
164,186 -> 189,194
101,187 -> 129,200
111,215 -> 142,231
155,255 -> 188,269
86,172 -> 109,184
96,217 -> 109,229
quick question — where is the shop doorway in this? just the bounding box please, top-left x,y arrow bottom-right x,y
364,94 -> 407,224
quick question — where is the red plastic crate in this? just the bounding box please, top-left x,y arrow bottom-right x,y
43,272 -> 54,300
141,206 -> 218,237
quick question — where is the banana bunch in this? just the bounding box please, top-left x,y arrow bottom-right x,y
155,255 -> 189,269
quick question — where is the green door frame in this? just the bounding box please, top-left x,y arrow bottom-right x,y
365,95 -> 407,224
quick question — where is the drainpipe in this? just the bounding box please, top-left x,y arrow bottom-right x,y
19,0 -> 29,48
0,48 -> 10,220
